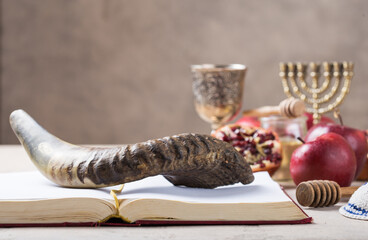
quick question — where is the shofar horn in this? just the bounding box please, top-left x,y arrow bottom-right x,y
9,110 -> 254,189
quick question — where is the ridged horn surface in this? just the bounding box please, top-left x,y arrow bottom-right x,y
9,109 -> 254,188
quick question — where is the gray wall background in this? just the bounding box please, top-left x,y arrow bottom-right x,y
1,0 -> 367,144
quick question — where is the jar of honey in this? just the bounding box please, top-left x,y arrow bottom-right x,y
260,116 -> 307,181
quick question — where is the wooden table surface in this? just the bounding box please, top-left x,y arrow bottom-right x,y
0,145 -> 367,240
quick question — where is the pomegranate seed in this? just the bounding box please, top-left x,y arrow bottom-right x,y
263,148 -> 272,155
230,126 -> 240,132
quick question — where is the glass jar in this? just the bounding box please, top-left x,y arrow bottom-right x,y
260,116 -> 307,181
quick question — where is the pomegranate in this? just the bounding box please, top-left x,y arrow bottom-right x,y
212,124 -> 282,176
235,116 -> 261,128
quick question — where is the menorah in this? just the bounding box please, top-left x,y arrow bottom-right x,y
279,61 -> 354,124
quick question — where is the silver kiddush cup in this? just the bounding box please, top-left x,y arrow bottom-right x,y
191,64 -> 247,130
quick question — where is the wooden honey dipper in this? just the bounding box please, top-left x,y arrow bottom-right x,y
242,98 -> 305,118
296,180 -> 360,208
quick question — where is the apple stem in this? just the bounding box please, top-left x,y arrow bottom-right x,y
297,137 -> 305,144
333,109 -> 344,126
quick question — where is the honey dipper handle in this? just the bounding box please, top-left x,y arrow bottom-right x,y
340,186 -> 360,198
279,98 -> 305,118
242,98 -> 305,119
242,106 -> 280,118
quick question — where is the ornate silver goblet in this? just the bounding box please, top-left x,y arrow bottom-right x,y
191,64 -> 247,130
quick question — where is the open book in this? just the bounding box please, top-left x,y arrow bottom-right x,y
0,171 -> 311,226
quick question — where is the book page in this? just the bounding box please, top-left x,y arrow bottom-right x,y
0,172 -> 116,200
0,171 -> 290,204
118,171 -> 291,203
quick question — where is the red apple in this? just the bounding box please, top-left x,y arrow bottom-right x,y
235,116 -> 260,128
304,112 -> 335,130
305,123 -> 368,178
290,133 -> 356,187
356,130 -> 368,180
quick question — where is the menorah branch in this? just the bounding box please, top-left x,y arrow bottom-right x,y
279,61 -> 353,124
